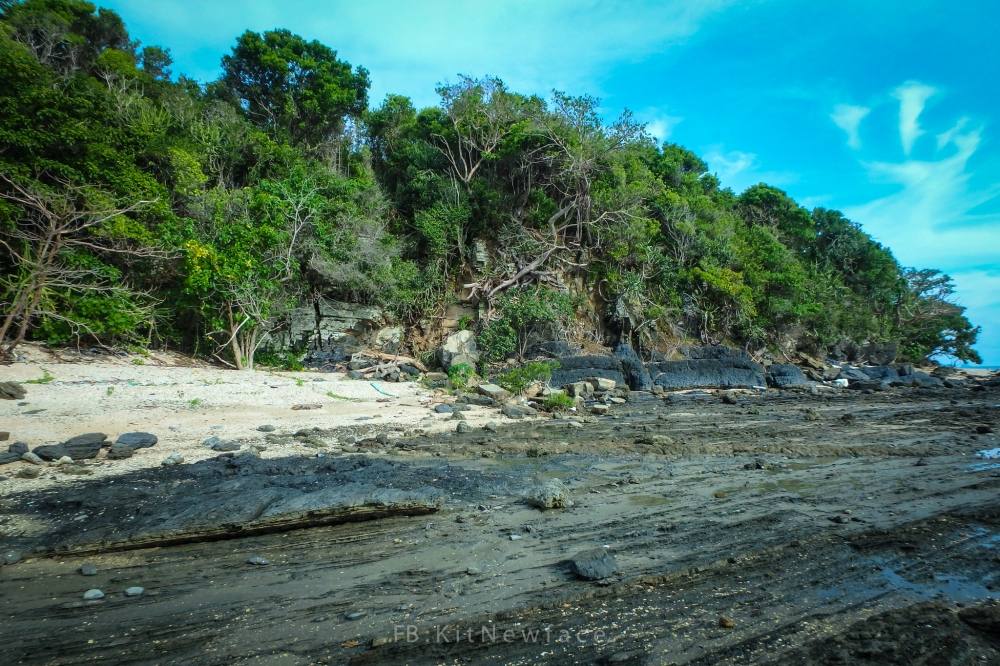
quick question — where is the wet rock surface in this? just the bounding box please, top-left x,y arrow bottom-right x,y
0,381 -> 998,664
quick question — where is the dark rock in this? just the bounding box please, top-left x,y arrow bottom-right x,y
347,370 -> 365,380
679,346 -> 753,362
0,431 -> 7,442
767,364 -> 811,388
570,548 -> 618,580
860,342 -> 898,365
34,433 -> 107,461
456,393 -> 495,407
836,366 -> 870,382
9,442 -> 28,455
860,366 -> 899,381
501,404 -> 536,419
975,424 -> 993,434
649,359 -> 766,390
290,403 -> 323,410
0,382 -> 26,400
614,342 -> 652,391
2,550 -> 22,565
550,355 -> 627,388
115,432 -> 158,448
211,440 -> 241,452
528,340 -> 581,358
106,443 -> 135,460
0,451 -> 21,465
79,563 -> 97,576
456,421 -> 473,433
257,425 -> 277,432
246,555 -> 270,566
433,404 -> 454,414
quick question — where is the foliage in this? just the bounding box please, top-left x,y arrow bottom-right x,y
543,391 -> 576,412
497,360 -> 559,395
0,1 -> 981,366
478,287 -> 576,362
447,362 -> 476,390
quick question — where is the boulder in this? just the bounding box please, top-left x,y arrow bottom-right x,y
587,377 -> 617,392
564,381 -> 593,398
372,325 -> 404,353
0,382 -> 26,400
648,358 -> 766,390
860,342 -> 898,365
477,383 -> 510,402
524,479 -> 572,510
550,355 -> 626,388
501,404 -> 536,419
115,432 -> 158,449
614,342 -> 652,391
106,443 -> 135,460
860,366 -> 899,381
33,433 -> 107,461
438,330 -> 479,370
767,364 -> 811,388
570,548 -> 618,581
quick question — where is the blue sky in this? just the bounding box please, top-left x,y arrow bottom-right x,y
103,0 -> 1000,364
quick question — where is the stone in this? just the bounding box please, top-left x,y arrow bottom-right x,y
550,355 -> 627,388
83,589 -> 105,601
115,432 -> 158,448
0,431 -> 7,442
56,455 -> 74,465
291,403 -> 323,410
106,443 -> 135,460
483,422 -> 498,433
438,330 -> 480,370
477,383 -> 510,401
124,586 -> 145,597
614,342 -> 652,391
649,358 -> 766,390
9,441 -> 28,455
0,381 -> 26,400
211,440 -> 241,452
456,421 -> 473,433
832,378 -> 849,388
433,403 -> 454,414
33,432 -> 107,461
501,404 -> 536,419
16,466 -> 41,478
79,563 -> 98,576
767,364 -> 811,388
718,616 -> 736,629
257,424 -> 277,433
591,404 -> 610,415
21,451 -> 44,465
345,611 -> 367,620
570,548 -> 618,580
2,550 -> 22,565
372,325 -> 404,353
0,451 -> 20,465
525,479 -> 572,510
161,453 -> 184,466
564,381 -> 593,398
246,555 -> 270,566
587,377 -> 617,392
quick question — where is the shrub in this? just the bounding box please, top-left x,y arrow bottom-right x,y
497,360 -> 559,395
447,362 -> 476,390
478,286 -> 576,362
543,391 -> 575,412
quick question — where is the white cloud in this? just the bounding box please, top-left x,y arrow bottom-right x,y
641,113 -> 683,143
830,104 -> 870,149
703,147 -> 796,193
936,116 -> 970,150
892,81 -> 937,155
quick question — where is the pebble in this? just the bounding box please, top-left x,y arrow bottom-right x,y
718,616 -> 736,629
246,555 -> 270,566
483,422 -> 498,433
21,451 -> 44,465
83,589 -> 105,601
433,404 -> 454,414
16,466 -> 41,478
257,425 -> 277,432
456,421 -> 472,433
56,455 -> 74,465
124,586 -> 145,597
161,453 -> 184,466
345,611 -> 367,620
2,550 -> 22,565
79,563 -> 97,576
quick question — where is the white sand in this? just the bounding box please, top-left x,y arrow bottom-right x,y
0,345 -> 505,492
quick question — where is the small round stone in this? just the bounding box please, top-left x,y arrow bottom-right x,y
124,586 -> 145,597
83,589 -> 104,601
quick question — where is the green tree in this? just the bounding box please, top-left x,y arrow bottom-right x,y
219,29 -> 369,151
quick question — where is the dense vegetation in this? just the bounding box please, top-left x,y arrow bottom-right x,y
0,0 -> 982,367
